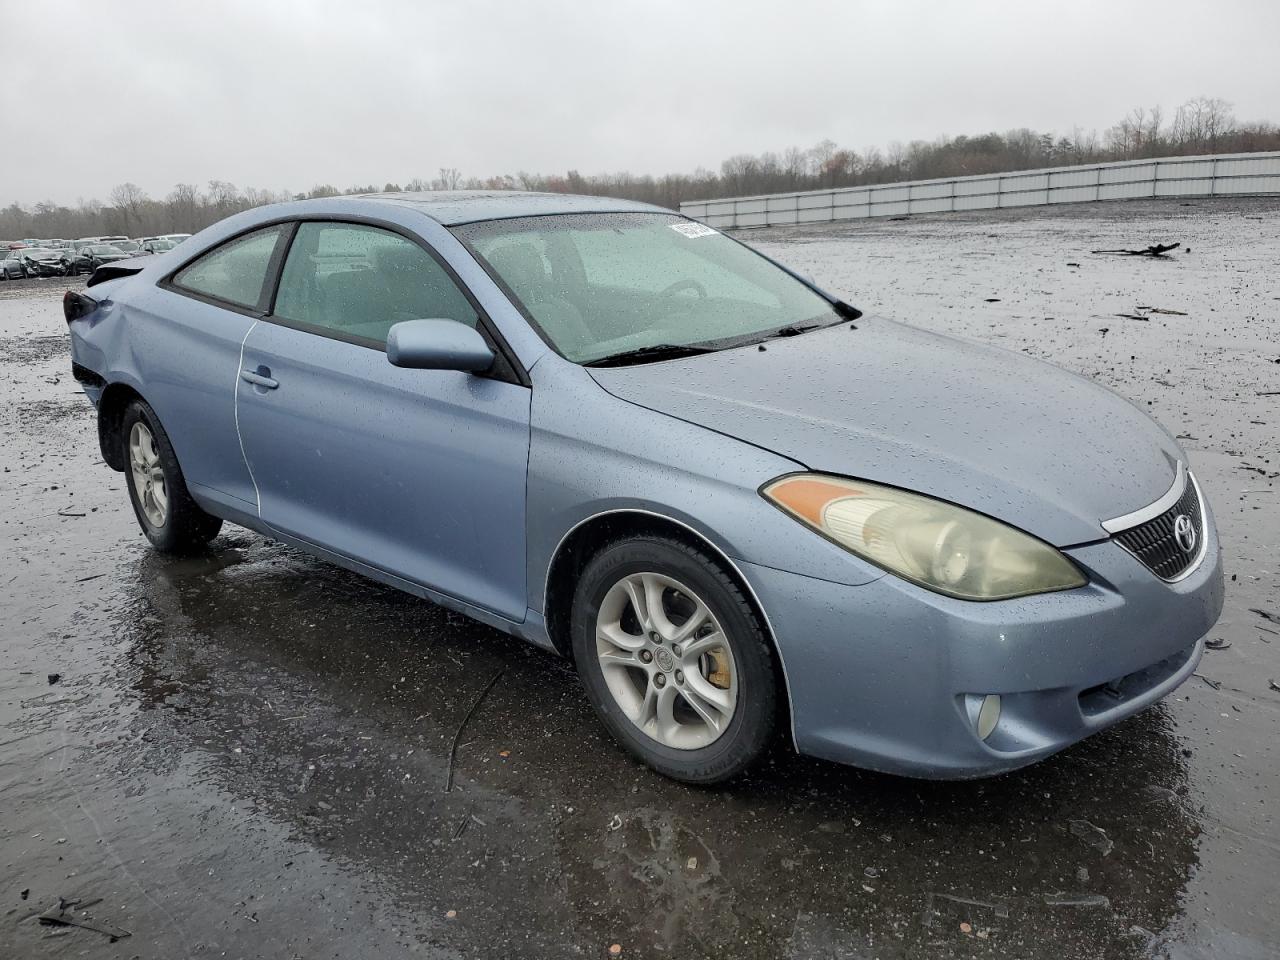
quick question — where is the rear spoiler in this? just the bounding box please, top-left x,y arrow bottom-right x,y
86,255 -> 152,288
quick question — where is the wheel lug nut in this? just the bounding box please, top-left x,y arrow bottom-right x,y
654,673 -> 666,688
675,670 -> 684,684
671,644 -> 680,656
650,632 -> 661,644
639,649 -> 653,663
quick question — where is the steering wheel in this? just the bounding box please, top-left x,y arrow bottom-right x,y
659,278 -> 708,299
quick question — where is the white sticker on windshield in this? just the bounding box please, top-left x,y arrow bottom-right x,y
669,222 -> 718,239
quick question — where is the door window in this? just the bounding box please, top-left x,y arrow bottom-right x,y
271,222 -> 479,346
171,225 -> 289,310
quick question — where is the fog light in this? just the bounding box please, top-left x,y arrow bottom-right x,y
976,694 -> 1001,740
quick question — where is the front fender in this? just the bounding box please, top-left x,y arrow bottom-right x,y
524,360 -> 887,620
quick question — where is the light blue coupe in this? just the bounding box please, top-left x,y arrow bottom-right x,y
65,192 -> 1224,783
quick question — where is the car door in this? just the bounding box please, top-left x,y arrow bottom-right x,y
235,219 -> 532,621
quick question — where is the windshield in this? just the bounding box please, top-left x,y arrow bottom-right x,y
453,212 -> 841,364
88,244 -> 124,254
112,240 -> 141,251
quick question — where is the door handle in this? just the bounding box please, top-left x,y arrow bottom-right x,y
240,368 -> 279,389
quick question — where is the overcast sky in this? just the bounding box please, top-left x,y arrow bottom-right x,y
3,0 -> 1278,206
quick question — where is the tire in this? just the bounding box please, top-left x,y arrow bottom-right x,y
571,536 -> 778,784
120,398 -> 222,553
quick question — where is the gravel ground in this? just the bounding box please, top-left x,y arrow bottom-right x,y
1,198 -> 1277,959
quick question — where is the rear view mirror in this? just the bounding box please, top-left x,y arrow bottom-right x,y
386,319 -> 494,373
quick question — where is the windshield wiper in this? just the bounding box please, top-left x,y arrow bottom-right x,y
584,343 -> 717,367
758,309 -> 859,345
771,323 -> 821,338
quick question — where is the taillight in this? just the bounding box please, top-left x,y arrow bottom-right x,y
64,290 -> 98,324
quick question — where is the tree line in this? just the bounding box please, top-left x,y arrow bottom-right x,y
4,96 -> 1276,241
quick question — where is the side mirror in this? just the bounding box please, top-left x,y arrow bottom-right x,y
386,319 -> 494,373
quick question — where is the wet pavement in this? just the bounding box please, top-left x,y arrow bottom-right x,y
2,198 -> 1278,959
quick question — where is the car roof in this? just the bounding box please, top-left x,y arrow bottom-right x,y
356,190 -> 672,226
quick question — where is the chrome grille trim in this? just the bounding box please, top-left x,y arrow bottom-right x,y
1110,470 -> 1208,582
1101,462 -> 1185,534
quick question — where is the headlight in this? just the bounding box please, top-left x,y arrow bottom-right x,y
762,474 -> 1086,601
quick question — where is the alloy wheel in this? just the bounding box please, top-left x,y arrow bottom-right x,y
594,572 -> 738,749
129,421 -> 168,528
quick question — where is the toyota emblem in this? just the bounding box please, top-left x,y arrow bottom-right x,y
1173,514 -> 1197,554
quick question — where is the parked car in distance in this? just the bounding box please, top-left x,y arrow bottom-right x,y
1,248 -> 29,279
65,193 -> 1224,784
3,247 -> 66,279
141,238 -> 178,254
18,247 -> 70,277
67,243 -> 132,276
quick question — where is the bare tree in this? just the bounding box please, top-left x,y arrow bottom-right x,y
108,182 -> 148,234
3,94 -> 1279,241
206,180 -> 241,211
166,183 -> 200,232
783,146 -> 809,181
1173,96 -> 1235,151
807,139 -> 838,183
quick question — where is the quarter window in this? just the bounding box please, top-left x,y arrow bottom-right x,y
271,222 -> 479,346
171,225 -> 289,310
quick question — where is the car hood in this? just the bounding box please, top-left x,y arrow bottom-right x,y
588,317 -> 1182,547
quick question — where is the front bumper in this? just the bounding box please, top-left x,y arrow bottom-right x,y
742,499 -> 1224,779
25,263 -> 67,277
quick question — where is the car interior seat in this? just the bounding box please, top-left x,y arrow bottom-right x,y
485,242 -> 593,353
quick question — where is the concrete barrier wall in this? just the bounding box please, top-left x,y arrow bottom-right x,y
678,152 -> 1280,228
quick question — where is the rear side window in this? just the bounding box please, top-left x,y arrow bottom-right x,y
271,222 -> 479,346
171,225 -> 289,310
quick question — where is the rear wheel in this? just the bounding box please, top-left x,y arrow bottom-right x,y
121,399 -> 222,553
571,536 -> 778,784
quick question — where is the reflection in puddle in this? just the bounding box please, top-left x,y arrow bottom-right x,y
116,536 -> 1202,958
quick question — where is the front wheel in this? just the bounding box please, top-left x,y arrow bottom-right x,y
121,398 -> 222,553
571,536 -> 779,784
